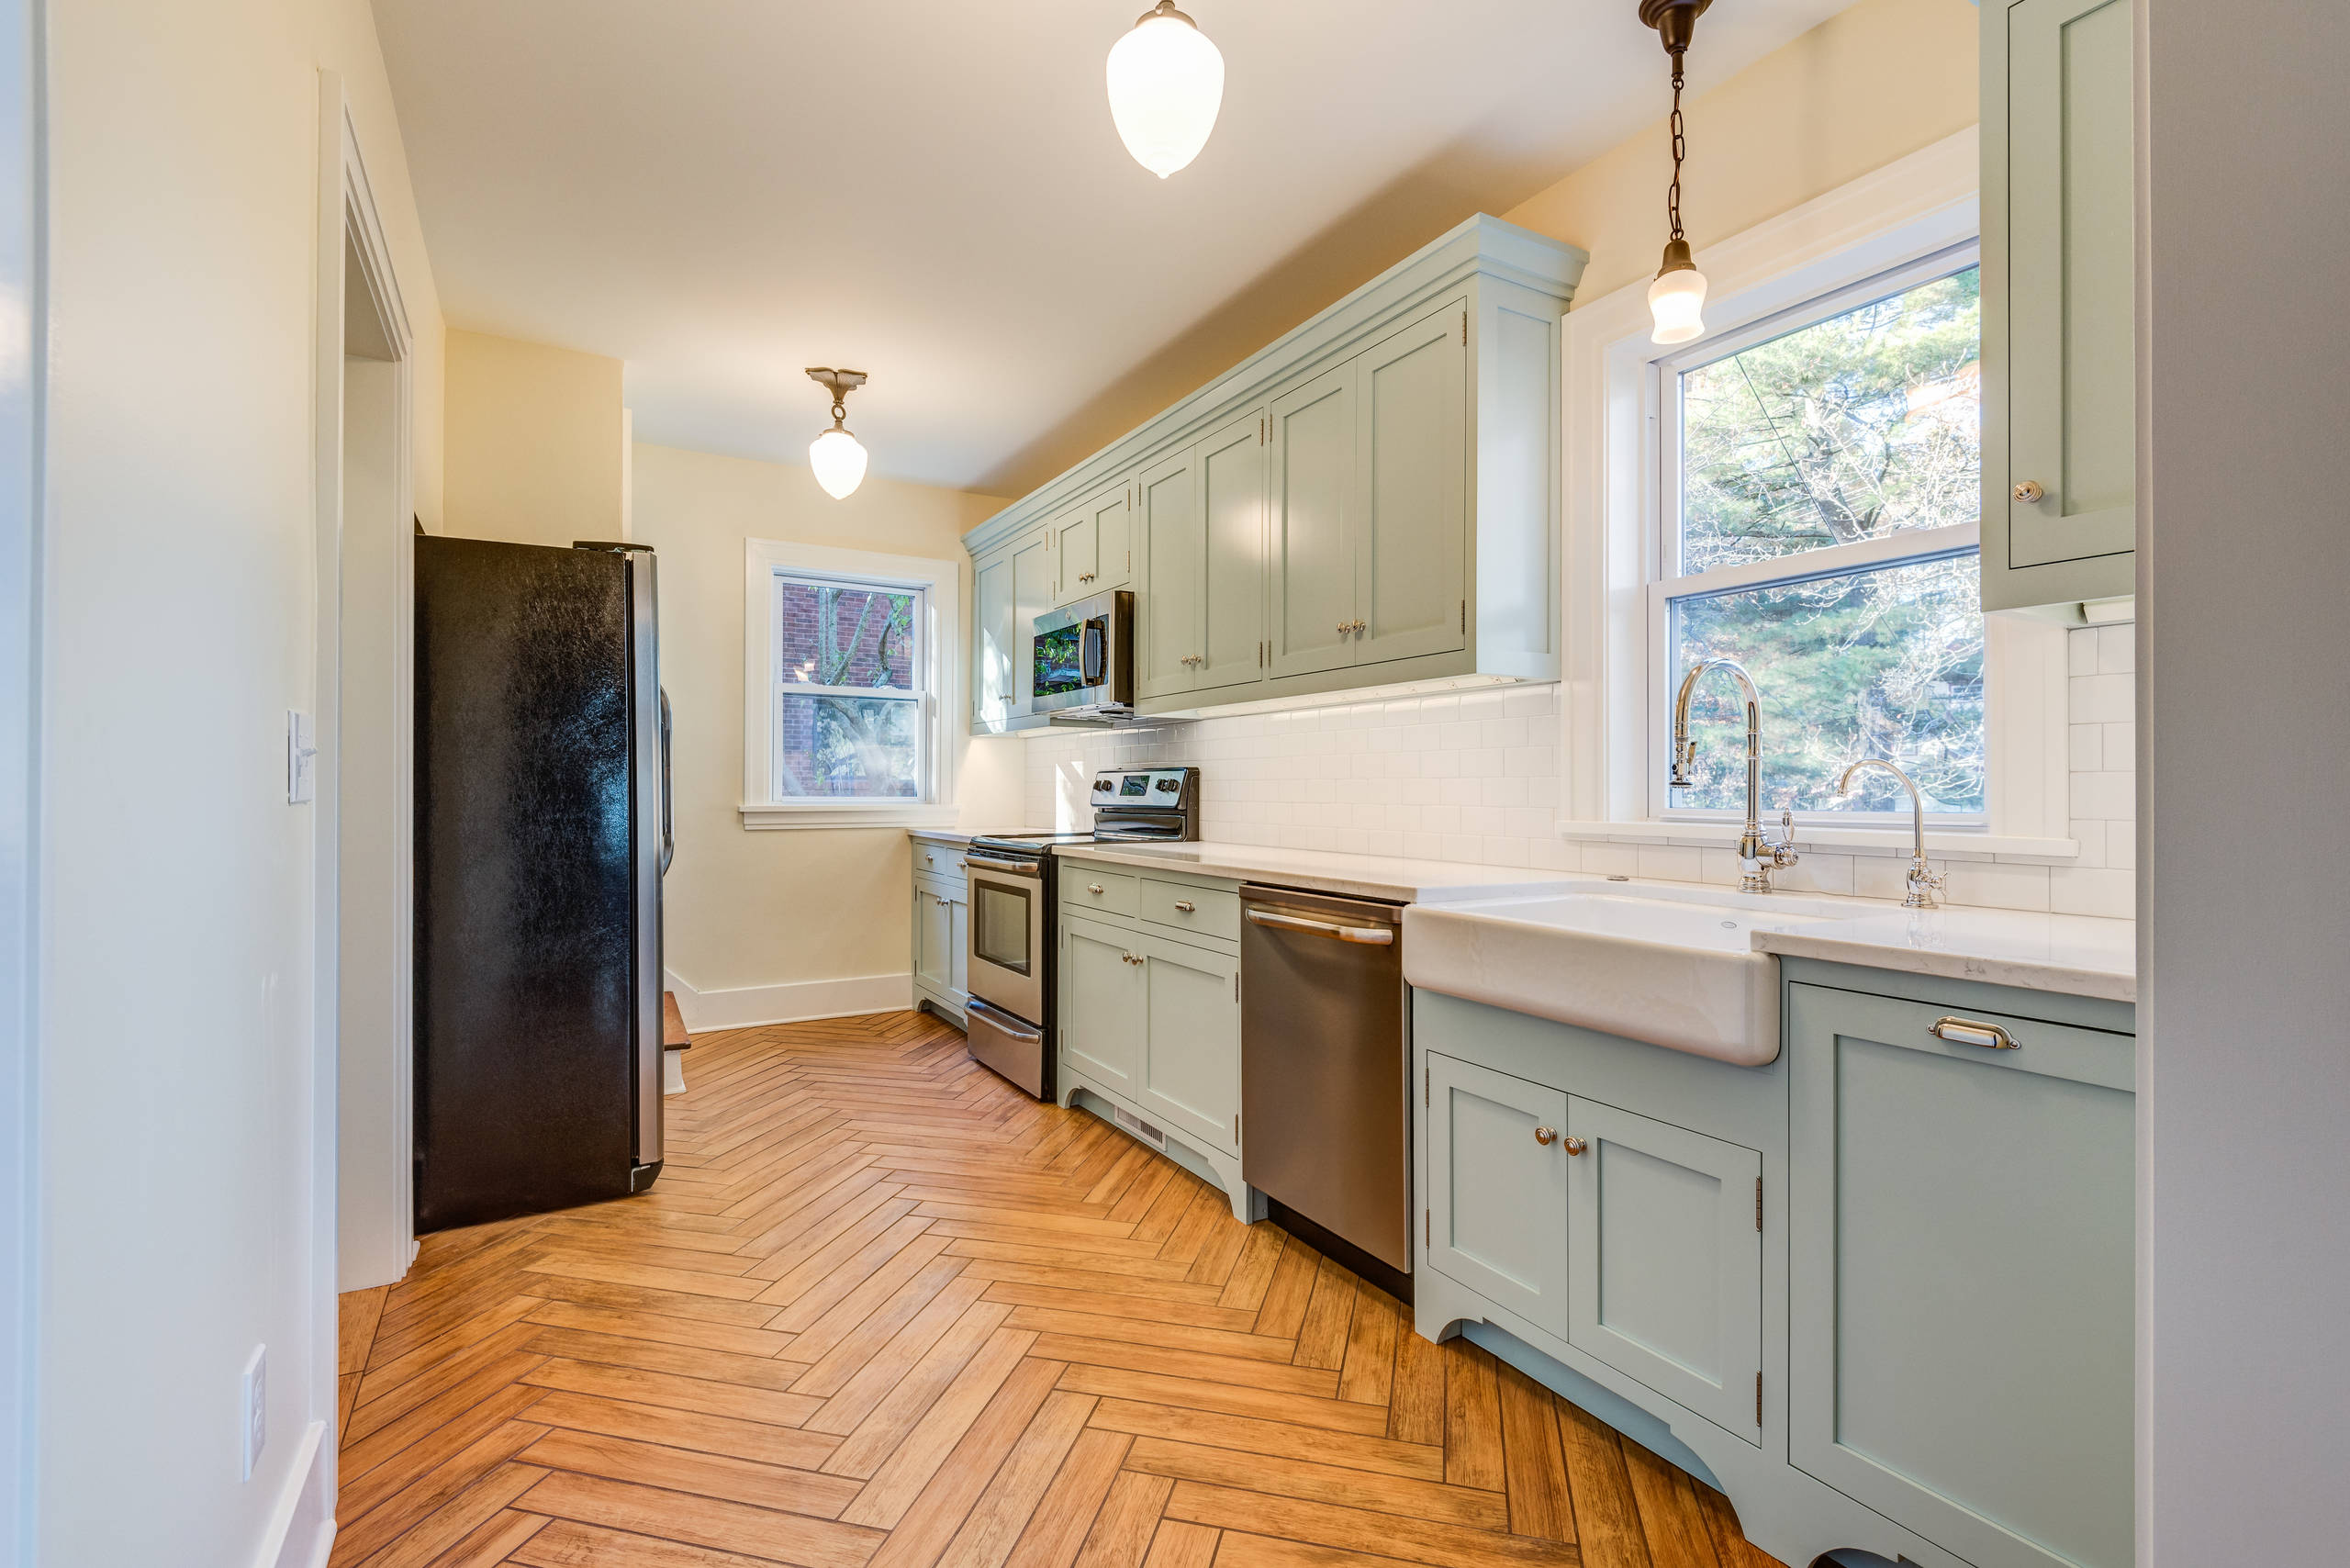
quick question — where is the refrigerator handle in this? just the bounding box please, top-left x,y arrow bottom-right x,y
658,688 -> 675,877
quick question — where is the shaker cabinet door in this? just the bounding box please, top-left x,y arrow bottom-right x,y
1352,299 -> 1468,666
1564,1098 -> 1762,1444
1135,932 -> 1241,1156
1136,449 -> 1202,702
973,550 -> 1017,734
1423,1052 -> 1569,1340
1011,528 -> 1054,716
1788,983 -> 2134,1568
1195,409 -> 1269,694
1267,364 -> 1359,679
1058,915 -> 1139,1094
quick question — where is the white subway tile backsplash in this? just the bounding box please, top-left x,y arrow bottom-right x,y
1023,638 -> 2136,917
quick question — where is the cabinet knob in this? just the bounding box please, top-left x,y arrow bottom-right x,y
2013,479 -> 2046,504
1087,882 -> 1103,894
1173,901 -> 1195,913
1562,1137 -> 1588,1156
1534,1126 -> 1555,1146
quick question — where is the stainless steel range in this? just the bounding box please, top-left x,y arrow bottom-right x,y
961,767 -> 1200,1097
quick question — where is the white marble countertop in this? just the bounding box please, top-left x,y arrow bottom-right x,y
1049,839 -> 1580,905
906,827 -> 994,846
1752,903 -> 2136,1002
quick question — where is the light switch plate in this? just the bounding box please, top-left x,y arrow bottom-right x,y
240,1344 -> 266,1481
285,711 -> 316,803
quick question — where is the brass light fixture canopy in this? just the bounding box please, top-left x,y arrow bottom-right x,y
804,368 -> 871,499
1638,0 -> 1712,56
1656,237 -> 1697,277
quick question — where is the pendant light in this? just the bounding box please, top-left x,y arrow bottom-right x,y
1641,0 -> 1711,345
1106,1 -> 1225,178
805,367 -> 869,499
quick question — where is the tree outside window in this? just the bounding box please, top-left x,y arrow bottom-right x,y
772,576 -> 923,799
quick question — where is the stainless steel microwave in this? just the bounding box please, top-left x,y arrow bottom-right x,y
1031,589 -> 1135,719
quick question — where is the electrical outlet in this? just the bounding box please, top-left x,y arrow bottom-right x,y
241,1345 -> 266,1482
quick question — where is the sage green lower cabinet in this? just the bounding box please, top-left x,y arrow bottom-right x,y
1425,1052 -> 1568,1335
910,853 -> 969,1024
1413,969 -> 2136,1568
1566,1099 -> 1762,1445
1055,859 -> 1248,1218
1787,982 -> 2134,1568
1058,914 -> 1137,1094
1134,932 -> 1240,1156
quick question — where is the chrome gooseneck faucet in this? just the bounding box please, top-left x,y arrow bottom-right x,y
1670,656 -> 1800,893
1836,757 -> 1945,908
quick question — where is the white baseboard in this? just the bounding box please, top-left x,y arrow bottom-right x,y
256,1418 -> 331,1568
664,968 -> 914,1033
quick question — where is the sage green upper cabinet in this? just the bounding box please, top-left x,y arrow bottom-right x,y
1197,410 -> 1269,694
1355,301 -> 1468,665
1269,364 -> 1360,679
1137,410 -> 1267,703
1135,449 -> 1202,703
961,215 -> 1584,722
1984,0 -> 2136,613
1053,480 -> 1133,606
1787,982 -> 2133,1568
972,522 -> 1050,733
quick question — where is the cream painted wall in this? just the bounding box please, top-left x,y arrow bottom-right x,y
1505,0 -> 1981,303
39,0 -> 443,1563
443,329 -> 624,544
630,443 -> 1014,1019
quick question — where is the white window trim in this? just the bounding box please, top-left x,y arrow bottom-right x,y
740,539 -> 960,830
1558,126 -> 2077,862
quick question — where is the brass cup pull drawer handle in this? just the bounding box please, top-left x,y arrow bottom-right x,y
1534,1126 -> 1556,1146
1931,1015 -> 2020,1050
1562,1137 -> 1588,1156
1173,900 -> 1195,913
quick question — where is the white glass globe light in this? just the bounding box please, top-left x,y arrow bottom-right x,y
1106,3 -> 1225,178
809,425 -> 868,500
1649,262 -> 1708,345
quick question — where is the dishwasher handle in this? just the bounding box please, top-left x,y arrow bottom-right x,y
1244,908 -> 1396,946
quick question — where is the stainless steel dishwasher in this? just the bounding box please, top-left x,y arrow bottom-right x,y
1239,884 -> 1410,1297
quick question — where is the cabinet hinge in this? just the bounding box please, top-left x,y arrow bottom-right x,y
1460,599 -> 1466,633
1234,972 -> 1239,1002
1260,417 -> 1267,444
1460,309 -> 1467,345
1235,1113 -> 1241,1142
1756,1177 -> 1762,1231
1757,1372 -> 1763,1427
1424,1066 -> 1429,1106
1426,1209 -> 1431,1246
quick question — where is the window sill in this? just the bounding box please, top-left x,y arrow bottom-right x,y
1555,818 -> 2081,863
740,802 -> 960,832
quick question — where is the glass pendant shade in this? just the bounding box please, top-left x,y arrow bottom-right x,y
809,426 -> 868,500
1106,4 -> 1225,178
1649,248 -> 1708,345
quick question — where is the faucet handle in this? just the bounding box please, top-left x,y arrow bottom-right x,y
1770,809 -> 1801,868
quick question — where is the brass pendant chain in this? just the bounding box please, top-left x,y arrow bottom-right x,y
1667,60 -> 1687,243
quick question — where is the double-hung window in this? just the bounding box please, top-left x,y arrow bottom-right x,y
1652,246 -> 1986,827
741,540 -> 959,829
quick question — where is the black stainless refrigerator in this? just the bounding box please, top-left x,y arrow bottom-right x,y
413,536 -> 671,1232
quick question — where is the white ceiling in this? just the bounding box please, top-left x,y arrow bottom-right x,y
374,0 -> 1852,497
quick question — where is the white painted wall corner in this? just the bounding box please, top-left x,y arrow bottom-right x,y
665,968 -> 914,1033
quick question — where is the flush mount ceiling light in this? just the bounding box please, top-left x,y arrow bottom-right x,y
804,367 -> 869,499
1106,1 -> 1225,178
1641,0 -> 1711,345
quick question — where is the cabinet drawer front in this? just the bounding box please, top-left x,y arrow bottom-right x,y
913,845 -> 969,889
1424,1052 -> 1569,1338
1140,879 -> 1239,942
1063,868 -> 1138,918
1788,982 -> 2133,1568
1565,1098 -> 1762,1445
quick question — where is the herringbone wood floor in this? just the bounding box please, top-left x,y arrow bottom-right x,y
331,1010 -> 1785,1568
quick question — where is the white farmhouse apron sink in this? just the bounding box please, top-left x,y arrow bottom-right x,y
1402,881 -> 1866,1066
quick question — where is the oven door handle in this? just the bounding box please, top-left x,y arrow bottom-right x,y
965,853 -> 1043,877
967,998 -> 1044,1043
1244,908 -> 1396,945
